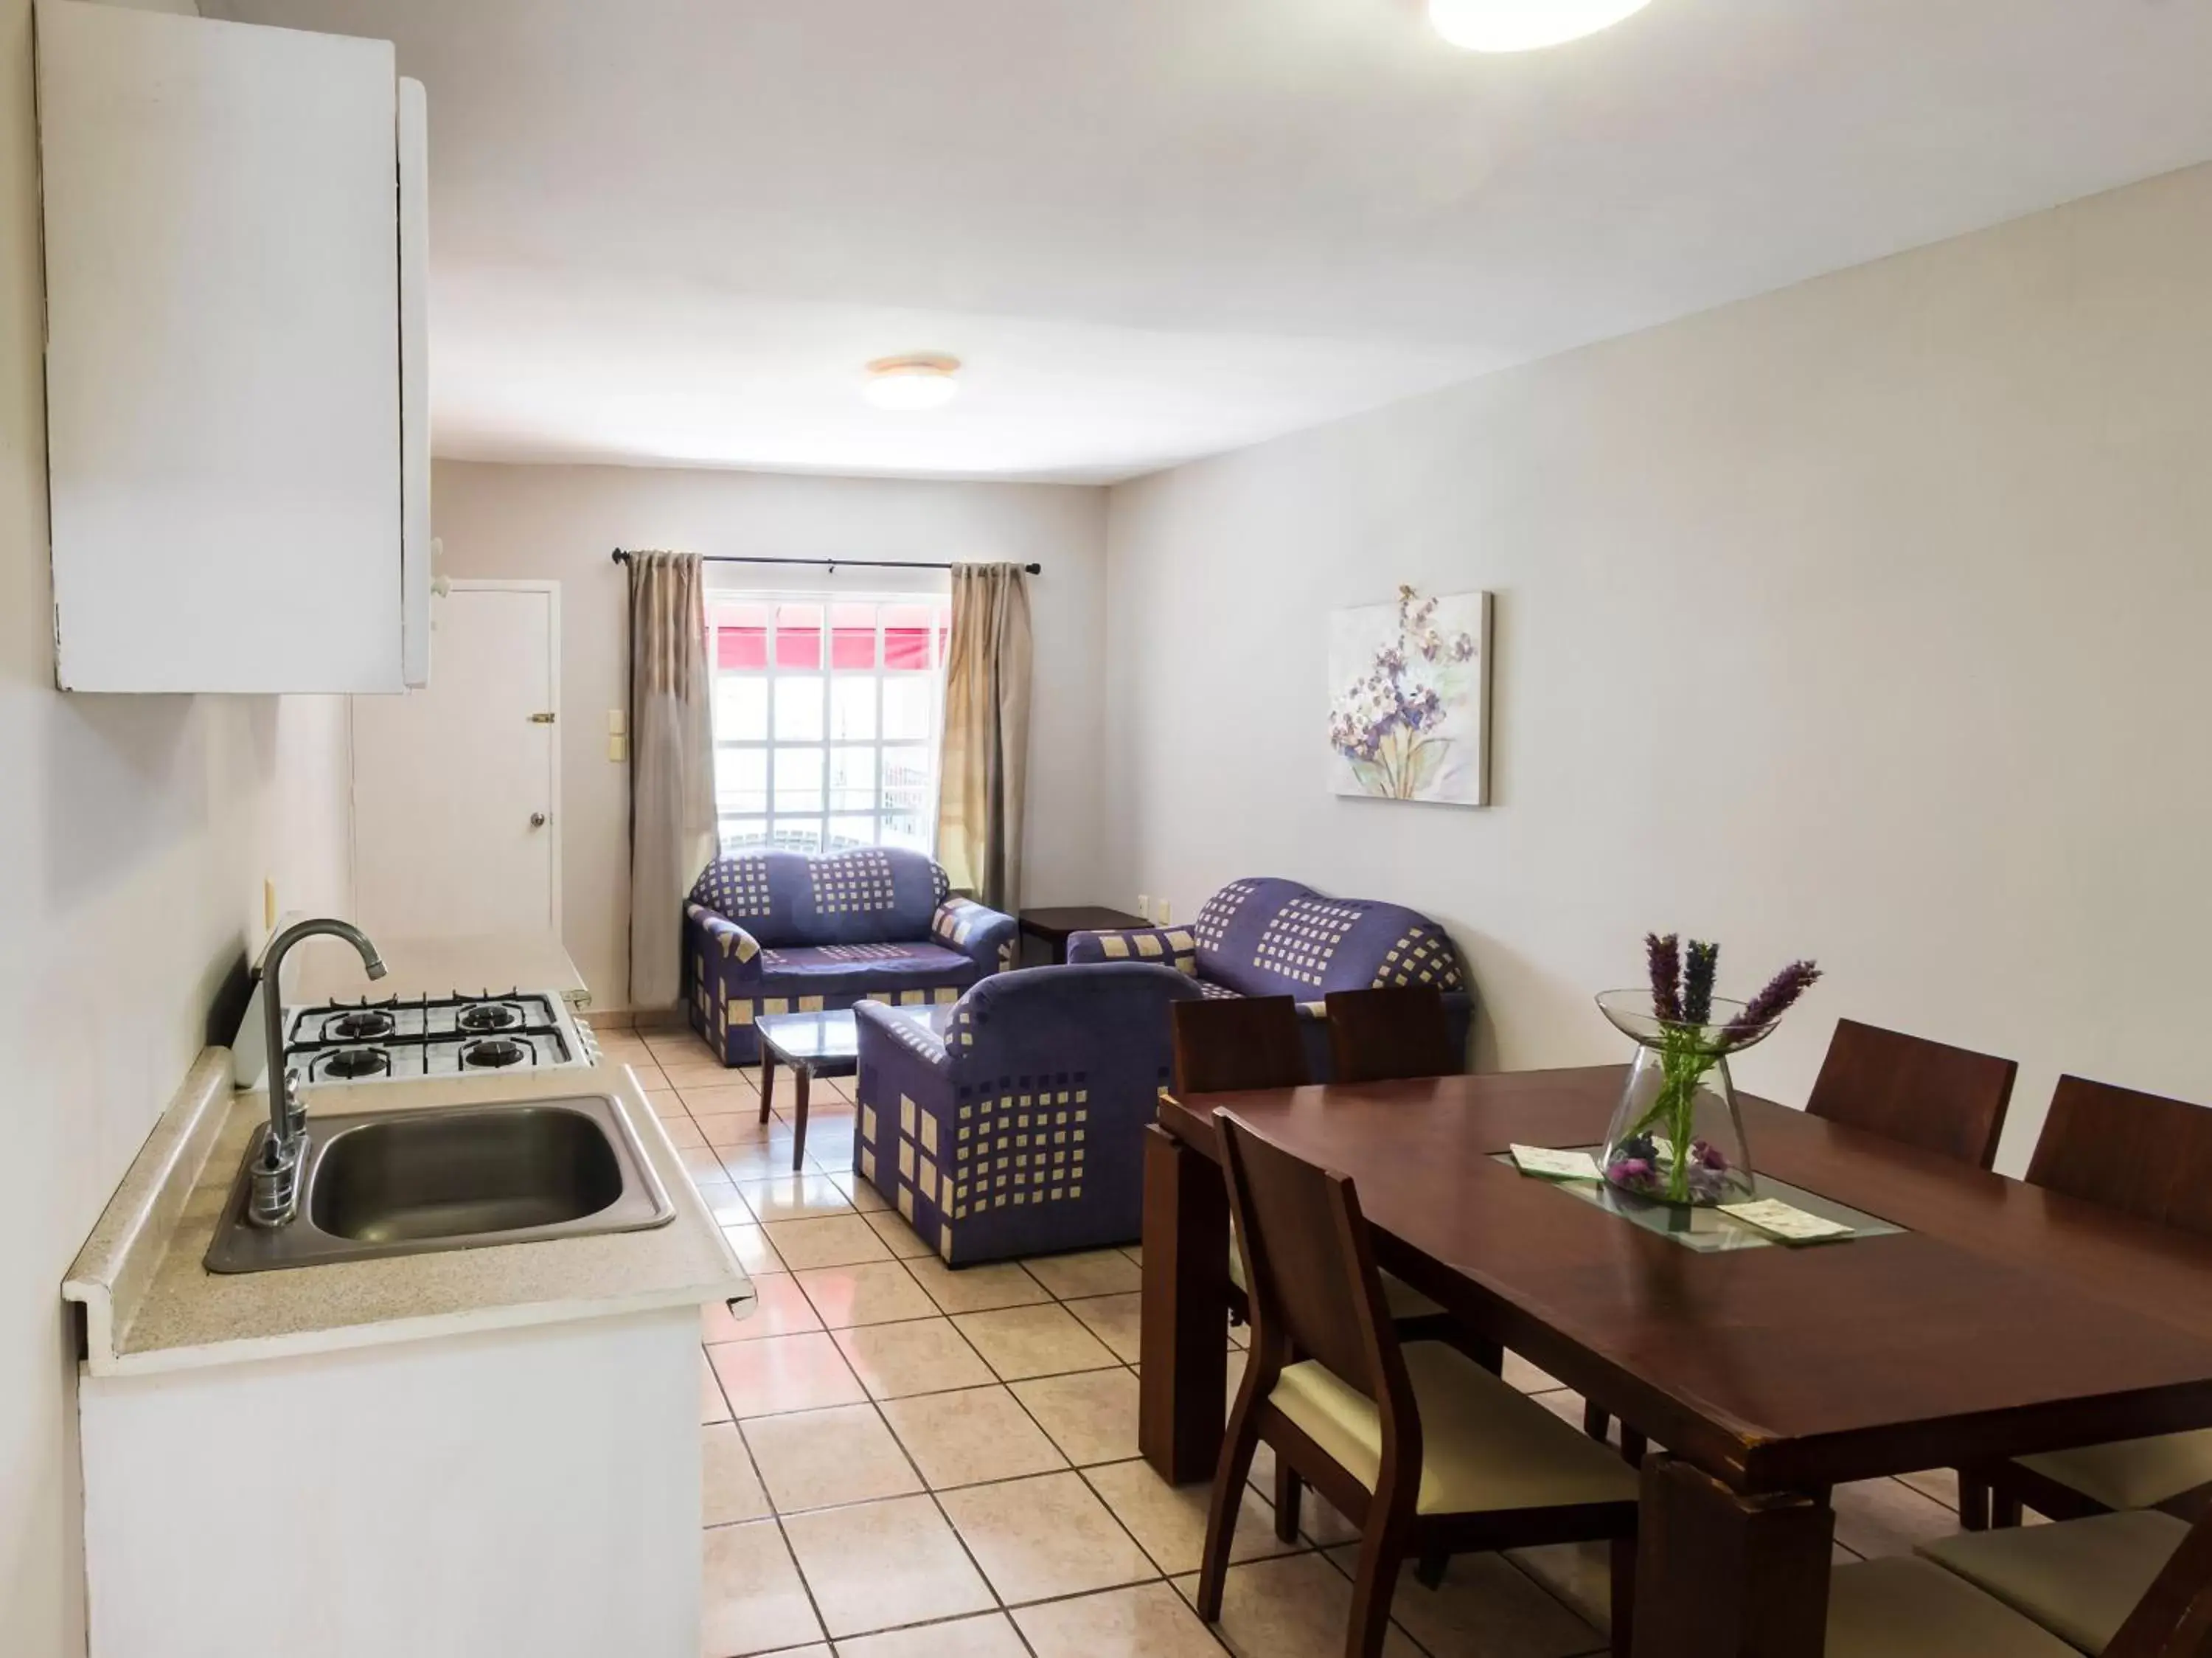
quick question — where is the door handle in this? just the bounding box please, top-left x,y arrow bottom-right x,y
529,812 -> 547,828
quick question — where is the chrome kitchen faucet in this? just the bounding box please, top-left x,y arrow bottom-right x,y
250,918 -> 387,1227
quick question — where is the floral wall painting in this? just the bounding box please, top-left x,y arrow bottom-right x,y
1327,585 -> 1493,806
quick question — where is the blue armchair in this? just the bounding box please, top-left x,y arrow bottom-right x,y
683,847 -> 1018,1066
1068,876 -> 1472,1079
852,963 -> 1203,1265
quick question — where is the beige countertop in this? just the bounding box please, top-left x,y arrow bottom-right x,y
65,1052 -> 742,1378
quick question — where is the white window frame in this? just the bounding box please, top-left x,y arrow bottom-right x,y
707,589 -> 949,857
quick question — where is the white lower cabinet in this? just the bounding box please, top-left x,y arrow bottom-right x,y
79,1308 -> 702,1657
36,1 -> 431,693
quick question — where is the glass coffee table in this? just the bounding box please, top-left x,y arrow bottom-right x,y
754,1009 -> 858,1173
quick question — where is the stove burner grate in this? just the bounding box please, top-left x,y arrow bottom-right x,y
457,1002 -> 523,1033
322,1047 -> 392,1079
328,1010 -> 395,1041
460,1036 -> 530,1069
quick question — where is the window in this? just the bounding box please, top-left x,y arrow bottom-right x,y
706,594 -> 952,856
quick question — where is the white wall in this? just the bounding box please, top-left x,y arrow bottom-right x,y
0,1 -> 274,1652
273,696 -> 355,918
1102,161 -> 2212,1174
430,461 -> 1110,1010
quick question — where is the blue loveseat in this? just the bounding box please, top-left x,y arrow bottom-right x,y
683,847 -> 1018,1066
852,963 -> 1201,1265
1067,875 -> 1472,1078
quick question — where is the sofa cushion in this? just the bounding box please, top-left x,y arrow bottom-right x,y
759,941 -> 975,1003
1191,876 -> 1465,1002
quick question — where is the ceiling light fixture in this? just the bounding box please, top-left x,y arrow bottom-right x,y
863,354 -> 961,411
1427,0 -> 1654,52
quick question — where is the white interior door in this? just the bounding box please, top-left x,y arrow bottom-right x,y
352,583 -> 560,941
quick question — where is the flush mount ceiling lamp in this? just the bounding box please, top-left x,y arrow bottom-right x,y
1427,0 -> 1655,52
863,354 -> 961,411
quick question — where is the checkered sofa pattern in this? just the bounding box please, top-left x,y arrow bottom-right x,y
852,963 -> 1203,1265
683,847 -> 1018,1066
1066,875 -> 1473,1078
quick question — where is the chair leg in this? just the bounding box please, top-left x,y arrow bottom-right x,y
1196,1408 -> 1263,1623
1273,1452 -> 1304,1543
1607,1533 -> 1637,1658
1957,1469 -> 1991,1532
1583,1400 -> 1611,1443
1992,1490 -> 2025,1529
1345,1508 -> 1411,1658
1413,1546 -> 1449,1589
1620,1426 -> 1647,1468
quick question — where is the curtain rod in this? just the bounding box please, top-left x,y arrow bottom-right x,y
611,549 -> 1040,575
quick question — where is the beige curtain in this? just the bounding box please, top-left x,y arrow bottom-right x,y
936,563 -> 1033,912
627,552 -> 717,1007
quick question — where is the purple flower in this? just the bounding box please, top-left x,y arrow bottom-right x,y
1645,933 -> 1683,1022
1722,960 -> 1823,1045
1607,1157 -> 1658,1193
1682,940 -> 1720,1025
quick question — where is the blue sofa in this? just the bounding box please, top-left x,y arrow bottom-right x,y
1067,875 -> 1472,1078
852,963 -> 1202,1265
683,847 -> 1018,1066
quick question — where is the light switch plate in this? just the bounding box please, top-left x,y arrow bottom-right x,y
1156,900 -> 1172,923
608,732 -> 629,762
608,709 -> 626,735
1135,893 -> 1150,922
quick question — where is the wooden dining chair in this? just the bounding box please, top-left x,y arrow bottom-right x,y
1170,996 -> 1455,1336
1825,1502 -> 2212,1657
1171,994 -> 1308,1097
1197,1111 -> 1640,1658
1324,986 -> 1462,1083
1805,1018 -> 2020,1169
1961,1076 -> 2212,1532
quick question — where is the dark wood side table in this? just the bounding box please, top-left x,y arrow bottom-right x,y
1017,905 -> 1150,965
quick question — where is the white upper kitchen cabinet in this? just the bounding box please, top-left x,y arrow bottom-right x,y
35,1 -> 431,693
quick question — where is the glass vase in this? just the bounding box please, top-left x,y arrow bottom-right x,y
1595,990 -> 1767,1208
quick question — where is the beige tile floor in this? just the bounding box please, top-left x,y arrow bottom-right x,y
612,1024 -> 1969,1658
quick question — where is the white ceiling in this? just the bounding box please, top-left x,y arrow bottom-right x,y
204,0 -> 2212,482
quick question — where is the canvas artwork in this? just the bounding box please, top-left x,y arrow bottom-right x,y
1327,585 -> 1492,806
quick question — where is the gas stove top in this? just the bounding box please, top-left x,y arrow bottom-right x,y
282,990 -> 599,1086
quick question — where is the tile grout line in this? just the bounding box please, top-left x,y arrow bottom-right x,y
692,1110 -> 1561,1654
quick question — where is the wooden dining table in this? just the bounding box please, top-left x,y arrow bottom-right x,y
1139,1066 -> 2212,1658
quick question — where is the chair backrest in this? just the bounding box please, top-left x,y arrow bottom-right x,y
934,962 -> 1204,1246
689,848 -> 950,948
1804,1018 -> 2018,1168
1217,1111 -> 1411,1426
2106,1505 -> 2212,1657
1324,986 -> 1461,1083
1188,876 -> 1466,1003
2028,1077 -> 2212,1239
1172,996 -> 1307,1097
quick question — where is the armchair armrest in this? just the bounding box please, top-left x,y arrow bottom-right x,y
686,902 -> 764,985
855,999 -> 953,1081
931,897 -> 1018,976
1066,925 -> 1198,977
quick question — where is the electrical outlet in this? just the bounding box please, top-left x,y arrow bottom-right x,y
1135,893 -> 1150,922
608,732 -> 629,763
1155,899 -> 1172,924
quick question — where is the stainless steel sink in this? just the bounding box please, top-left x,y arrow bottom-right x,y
204,1094 -> 675,1273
